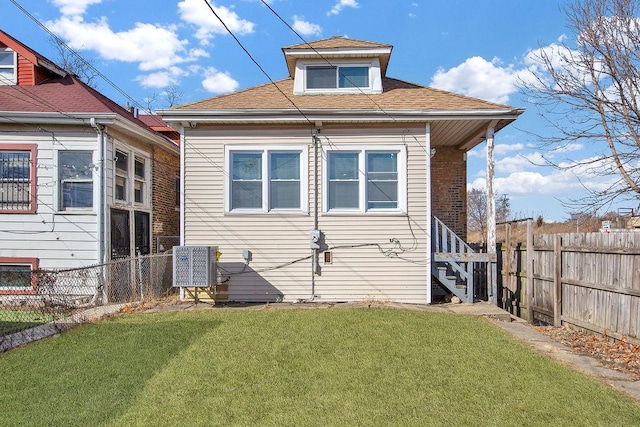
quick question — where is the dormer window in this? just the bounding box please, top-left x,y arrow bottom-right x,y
0,48 -> 16,85
294,59 -> 383,95
307,66 -> 370,89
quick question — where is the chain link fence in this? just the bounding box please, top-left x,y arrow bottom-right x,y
0,252 -> 174,344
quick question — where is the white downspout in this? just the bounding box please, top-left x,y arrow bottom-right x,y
90,118 -> 107,265
179,124 -> 186,246
425,122 -> 432,304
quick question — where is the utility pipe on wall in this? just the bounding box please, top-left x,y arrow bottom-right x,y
90,118 -> 107,265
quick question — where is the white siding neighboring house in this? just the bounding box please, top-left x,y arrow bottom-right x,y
160,37 -> 524,304
0,30 -> 180,296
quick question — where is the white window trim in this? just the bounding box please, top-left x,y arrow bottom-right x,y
224,145 -> 309,214
322,145 -> 407,215
113,145 -> 150,208
54,148 -> 97,214
0,48 -> 17,86
293,58 -> 383,95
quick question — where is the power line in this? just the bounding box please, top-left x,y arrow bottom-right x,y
8,0 -> 151,114
201,0 -> 314,129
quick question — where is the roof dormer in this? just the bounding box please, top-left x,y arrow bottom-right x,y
282,37 -> 393,95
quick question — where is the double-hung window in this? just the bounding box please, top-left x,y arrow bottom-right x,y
60,151 -> 94,210
226,147 -> 307,213
114,148 -> 149,206
0,144 -> 36,213
325,146 -> 406,213
0,48 -> 16,85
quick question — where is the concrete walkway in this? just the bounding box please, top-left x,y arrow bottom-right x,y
493,319 -> 640,402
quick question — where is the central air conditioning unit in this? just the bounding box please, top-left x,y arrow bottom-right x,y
173,246 -> 218,288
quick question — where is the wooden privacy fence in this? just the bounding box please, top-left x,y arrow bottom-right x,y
498,230 -> 640,342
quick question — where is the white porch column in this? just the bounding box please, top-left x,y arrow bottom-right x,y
486,124 -> 497,304
425,122 -> 432,304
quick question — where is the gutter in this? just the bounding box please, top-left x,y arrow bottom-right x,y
158,108 -> 525,127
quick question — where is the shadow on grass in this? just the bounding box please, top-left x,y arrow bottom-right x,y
0,320 -> 49,335
0,313 -> 220,426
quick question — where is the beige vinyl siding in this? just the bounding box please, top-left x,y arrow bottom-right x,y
183,124 -> 429,303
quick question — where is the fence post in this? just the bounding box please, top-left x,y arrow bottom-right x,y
526,219 -> 533,323
553,234 -> 562,326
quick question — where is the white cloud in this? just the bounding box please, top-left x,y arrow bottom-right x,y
202,67 -> 239,93
292,15 -> 322,36
51,0 -> 102,16
495,152 -> 545,174
470,154 -> 622,201
47,15 -> 201,71
136,67 -> 187,89
327,0 -> 359,16
550,143 -> 583,153
430,56 -> 518,104
468,143 -> 525,158
178,0 -> 254,45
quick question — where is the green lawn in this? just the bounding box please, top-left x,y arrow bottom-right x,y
0,309 -> 56,335
1,308 -> 639,426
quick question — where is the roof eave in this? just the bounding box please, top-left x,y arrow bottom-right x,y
0,112 -> 179,154
159,107 -> 524,126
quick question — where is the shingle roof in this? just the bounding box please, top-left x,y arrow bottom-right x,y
174,77 -> 511,111
282,36 -> 393,78
0,29 -> 67,79
0,75 -> 177,148
283,36 -> 392,50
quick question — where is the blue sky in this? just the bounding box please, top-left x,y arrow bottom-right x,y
2,0 -> 627,222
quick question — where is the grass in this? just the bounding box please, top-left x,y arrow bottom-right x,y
1,308 -> 639,426
0,309 -> 57,335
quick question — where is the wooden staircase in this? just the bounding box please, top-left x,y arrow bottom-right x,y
432,215 -> 490,303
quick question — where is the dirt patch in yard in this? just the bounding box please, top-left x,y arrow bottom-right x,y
534,326 -> 640,380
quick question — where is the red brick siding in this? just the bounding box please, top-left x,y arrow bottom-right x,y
151,146 -> 180,253
431,146 -> 467,240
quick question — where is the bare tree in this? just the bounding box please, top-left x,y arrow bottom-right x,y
164,85 -> 184,108
50,37 -> 98,89
522,0 -> 640,211
467,188 -> 511,239
144,85 -> 184,112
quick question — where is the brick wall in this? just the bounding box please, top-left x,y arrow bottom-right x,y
431,146 -> 467,240
151,146 -> 180,253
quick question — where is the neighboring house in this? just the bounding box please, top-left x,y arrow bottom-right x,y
160,37 -> 523,304
0,30 -> 180,294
